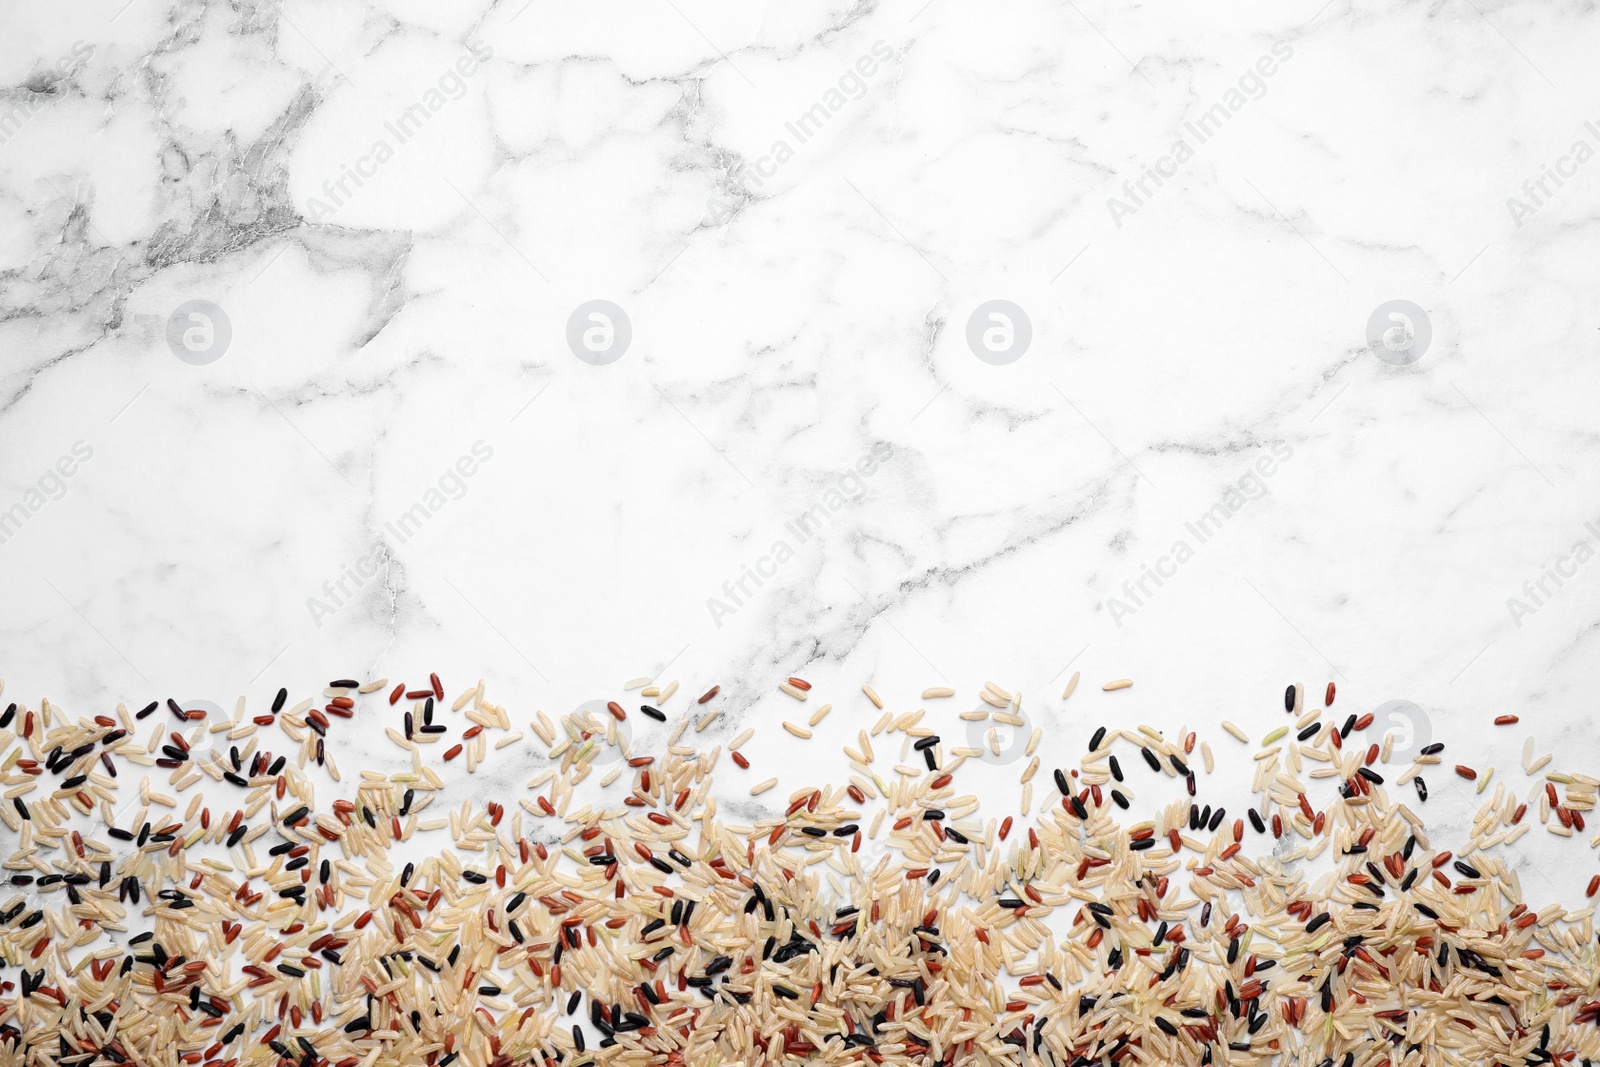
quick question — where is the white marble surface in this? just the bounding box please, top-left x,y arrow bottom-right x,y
2,0 -> 1598,838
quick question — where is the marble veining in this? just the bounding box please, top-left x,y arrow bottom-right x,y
0,0 -> 1596,804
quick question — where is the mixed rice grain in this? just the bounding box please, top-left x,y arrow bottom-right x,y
0,673 -> 1590,1067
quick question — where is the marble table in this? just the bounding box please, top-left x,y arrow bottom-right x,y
1,2 -> 1594,884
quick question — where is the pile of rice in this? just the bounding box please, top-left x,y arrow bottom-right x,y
0,674 -> 1594,1067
